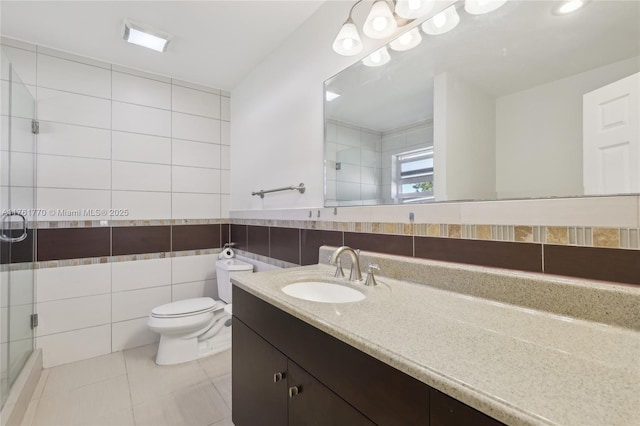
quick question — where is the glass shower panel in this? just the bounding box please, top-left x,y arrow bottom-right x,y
0,48 -> 36,410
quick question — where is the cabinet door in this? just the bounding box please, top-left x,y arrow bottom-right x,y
430,389 -> 504,426
232,318 -> 288,426
287,360 -> 375,426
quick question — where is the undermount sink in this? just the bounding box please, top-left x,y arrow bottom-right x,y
282,281 -> 365,304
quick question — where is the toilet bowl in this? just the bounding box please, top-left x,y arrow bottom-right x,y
147,257 -> 253,365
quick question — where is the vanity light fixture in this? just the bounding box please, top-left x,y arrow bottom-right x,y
363,0 -> 398,39
122,19 -> 171,52
421,5 -> 460,35
362,46 -> 391,67
332,2 -> 364,56
389,27 -> 422,51
554,0 -> 586,15
394,0 -> 435,20
464,0 -> 507,15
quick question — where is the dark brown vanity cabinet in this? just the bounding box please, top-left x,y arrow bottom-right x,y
232,286 -> 504,426
232,318 -> 373,426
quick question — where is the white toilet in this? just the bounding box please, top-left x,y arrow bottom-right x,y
147,257 -> 254,365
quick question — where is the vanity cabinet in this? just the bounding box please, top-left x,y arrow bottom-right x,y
232,318 -> 373,426
232,286 -> 504,426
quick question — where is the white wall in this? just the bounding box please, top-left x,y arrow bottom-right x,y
496,56 -> 640,199
231,1 -> 456,212
2,38 -> 230,367
1,38 -> 230,221
434,72 -> 496,201
35,254 -> 220,367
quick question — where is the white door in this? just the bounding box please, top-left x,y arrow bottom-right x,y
583,72 -> 640,195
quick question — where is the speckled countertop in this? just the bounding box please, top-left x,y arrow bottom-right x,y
231,260 -> 640,426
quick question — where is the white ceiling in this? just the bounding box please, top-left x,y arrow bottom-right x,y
0,0 -> 325,90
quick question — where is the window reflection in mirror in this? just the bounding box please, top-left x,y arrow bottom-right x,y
324,0 -> 640,207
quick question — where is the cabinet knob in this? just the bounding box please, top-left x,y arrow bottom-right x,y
273,372 -> 285,383
288,386 -> 301,398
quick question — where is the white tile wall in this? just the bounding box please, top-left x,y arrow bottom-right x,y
112,318 -> 159,352
37,122 -> 111,159
37,87 -> 111,128
37,54 -> 111,99
172,166 -> 220,193
112,101 -> 171,137
37,154 -> 111,190
112,132 -> 171,164
172,85 -> 220,118
172,193 -> 220,219
36,264 -> 111,303
172,254 -> 218,284
37,325 -> 111,368
2,39 -> 232,366
111,258 -> 172,293
112,161 -> 171,192
36,294 -> 111,336
111,286 -> 171,323
172,112 -> 220,144
111,191 -> 171,220
112,71 -> 171,109
172,139 -> 221,169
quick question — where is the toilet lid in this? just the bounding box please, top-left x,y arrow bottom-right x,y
151,297 -> 218,318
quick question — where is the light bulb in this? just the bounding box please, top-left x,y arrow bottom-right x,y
421,5 -> 460,35
362,47 -> 391,67
399,32 -> 412,45
332,20 -> 363,56
363,1 -> 398,39
433,12 -> 446,28
408,0 -> 421,10
390,27 -> 422,51
465,0 -> 508,15
372,16 -> 388,31
342,38 -> 354,50
395,0 -> 434,19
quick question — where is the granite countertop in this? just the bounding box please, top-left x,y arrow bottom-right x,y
231,262 -> 640,426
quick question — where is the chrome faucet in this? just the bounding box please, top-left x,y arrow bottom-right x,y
329,246 -> 363,282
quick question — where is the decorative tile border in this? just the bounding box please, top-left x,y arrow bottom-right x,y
32,218 -> 229,229
34,249 -> 222,270
230,219 -> 640,250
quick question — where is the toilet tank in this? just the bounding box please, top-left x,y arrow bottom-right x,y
216,259 -> 253,303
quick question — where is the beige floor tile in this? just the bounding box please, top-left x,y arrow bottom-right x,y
31,392 -> 74,426
198,349 -> 231,380
20,399 -> 39,426
70,375 -> 132,425
212,374 -> 231,410
74,407 -> 135,426
133,381 -> 229,426
125,344 -> 208,406
41,352 -> 126,398
31,370 -> 49,401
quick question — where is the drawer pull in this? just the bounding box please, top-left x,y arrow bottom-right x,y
288,386 -> 301,397
273,372 -> 285,383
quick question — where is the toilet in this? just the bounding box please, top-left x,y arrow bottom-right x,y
147,257 -> 254,365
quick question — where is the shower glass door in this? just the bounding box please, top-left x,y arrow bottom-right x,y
0,47 -> 36,410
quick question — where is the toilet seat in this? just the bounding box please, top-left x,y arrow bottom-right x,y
151,297 -> 219,318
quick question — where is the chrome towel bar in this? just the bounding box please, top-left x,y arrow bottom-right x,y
252,183 -> 305,199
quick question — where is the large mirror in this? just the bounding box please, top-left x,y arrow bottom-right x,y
324,0 -> 640,206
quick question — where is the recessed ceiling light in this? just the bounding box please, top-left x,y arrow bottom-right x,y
554,0 -> 586,15
122,19 -> 172,53
326,91 -> 341,102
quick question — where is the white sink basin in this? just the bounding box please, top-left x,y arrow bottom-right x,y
282,281 -> 365,304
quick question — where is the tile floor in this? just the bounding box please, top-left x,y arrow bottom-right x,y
21,345 -> 233,426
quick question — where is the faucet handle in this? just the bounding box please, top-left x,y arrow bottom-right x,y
333,258 -> 345,278
364,263 -> 380,287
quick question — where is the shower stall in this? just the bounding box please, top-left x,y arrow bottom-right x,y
0,47 -> 37,413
